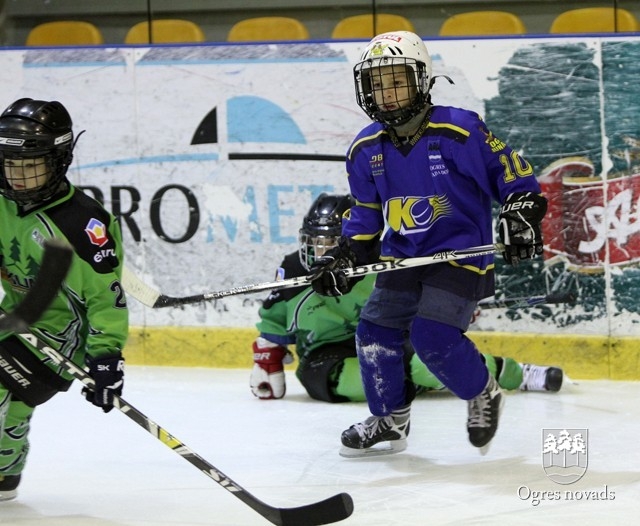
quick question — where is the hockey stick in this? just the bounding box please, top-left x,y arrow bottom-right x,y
17,331 -> 353,526
477,290 -> 577,309
0,239 -> 73,331
123,243 -> 501,308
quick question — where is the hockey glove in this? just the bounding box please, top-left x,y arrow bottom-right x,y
309,244 -> 357,297
250,338 -> 293,399
498,191 -> 548,266
82,354 -> 125,413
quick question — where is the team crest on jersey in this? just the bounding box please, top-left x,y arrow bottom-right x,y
481,128 -> 507,153
85,218 -> 109,247
385,195 -> 453,234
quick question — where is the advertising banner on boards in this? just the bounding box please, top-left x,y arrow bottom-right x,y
1,37 -> 640,335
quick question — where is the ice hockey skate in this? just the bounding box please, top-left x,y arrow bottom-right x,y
0,474 -> 20,502
519,364 -> 563,392
467,375 -> 504,455
340,405 -> 410,458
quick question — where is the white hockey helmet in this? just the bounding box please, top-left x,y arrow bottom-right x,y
354,31 -> 433,126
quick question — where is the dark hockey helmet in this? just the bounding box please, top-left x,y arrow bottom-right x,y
354,31 -> 432,127
299,193 -> 354,270
0,98 -> 74,205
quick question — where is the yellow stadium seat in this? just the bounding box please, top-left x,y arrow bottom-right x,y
439,11 -> 526,36
124,19 -> 205,44
26,21 -> 104,46
331,14 -> 415,39
227,17 -> 310,42
549,7 -> 640,33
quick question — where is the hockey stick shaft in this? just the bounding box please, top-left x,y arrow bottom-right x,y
19,332 -> 353,526
123,242 -> 501,308
0,239 -> 73,331
477,290 -> 577,309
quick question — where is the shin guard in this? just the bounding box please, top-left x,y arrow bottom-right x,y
410,317 -> 488,400
356,319 -> 408,415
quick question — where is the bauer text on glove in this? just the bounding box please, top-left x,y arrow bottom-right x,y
250,338 -> 292,399
498,192 -> 547,266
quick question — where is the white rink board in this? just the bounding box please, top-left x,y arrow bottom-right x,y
0,38 -> 638,336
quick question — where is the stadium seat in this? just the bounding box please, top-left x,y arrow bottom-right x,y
439,11 -> 526,36
26,21 -> 104,46
227,17 -> 310,42
331,14 -> 415,39
549,7 -> 640,33
124,19 -> 205,44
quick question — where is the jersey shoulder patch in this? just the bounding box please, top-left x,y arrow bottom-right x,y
263,252 -> 308,308
43,189 -> 120,273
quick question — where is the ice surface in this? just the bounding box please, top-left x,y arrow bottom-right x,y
1,367 -> 638,525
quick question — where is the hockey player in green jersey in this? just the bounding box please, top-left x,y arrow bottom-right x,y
0,99 -> 128,501
250,193 -> 562,402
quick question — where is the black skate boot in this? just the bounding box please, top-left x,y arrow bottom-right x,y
467,375 -> 504,455
519,364 -> 564,392
0,474 -> 21,501
340,405 -> 410,458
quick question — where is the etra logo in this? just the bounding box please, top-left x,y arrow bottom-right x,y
85,218 -> 109,247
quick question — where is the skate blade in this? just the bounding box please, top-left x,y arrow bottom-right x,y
339,439 -> 407,458
475,395 -> 506,456
0,490 -> 17,501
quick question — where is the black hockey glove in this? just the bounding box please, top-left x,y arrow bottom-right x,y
82,354 -> 125,413
498,191 -> 548,266
309,243 -> 358,297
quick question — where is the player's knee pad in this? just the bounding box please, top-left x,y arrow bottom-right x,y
410,317 -> 463,364
297,341 -> 356,403
356,319 -> 406,358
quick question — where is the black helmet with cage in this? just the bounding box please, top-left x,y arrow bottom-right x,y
0,98 -> 74,206
299,193 -> 355,270
354,31 -> 433,127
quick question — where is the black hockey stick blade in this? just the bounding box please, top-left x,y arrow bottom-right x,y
0,239 -> 73,331
273,492 -> 354,526
19,328 -> 354,526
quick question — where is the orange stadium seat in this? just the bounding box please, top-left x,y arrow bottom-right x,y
549,7 -> 640,33
227,17 -> 310,42
439,11 -> 526,36
26,21 -> 104,46
124,19 -> 205,44
331,14 -> 415,39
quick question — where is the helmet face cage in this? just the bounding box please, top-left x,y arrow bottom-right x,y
355,58 -> 427,126
0,149 -> 69,205
299,233 -> 341,271
0,99 -> 74,206
299,193 -> 354,270
354,32 -> 432,126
